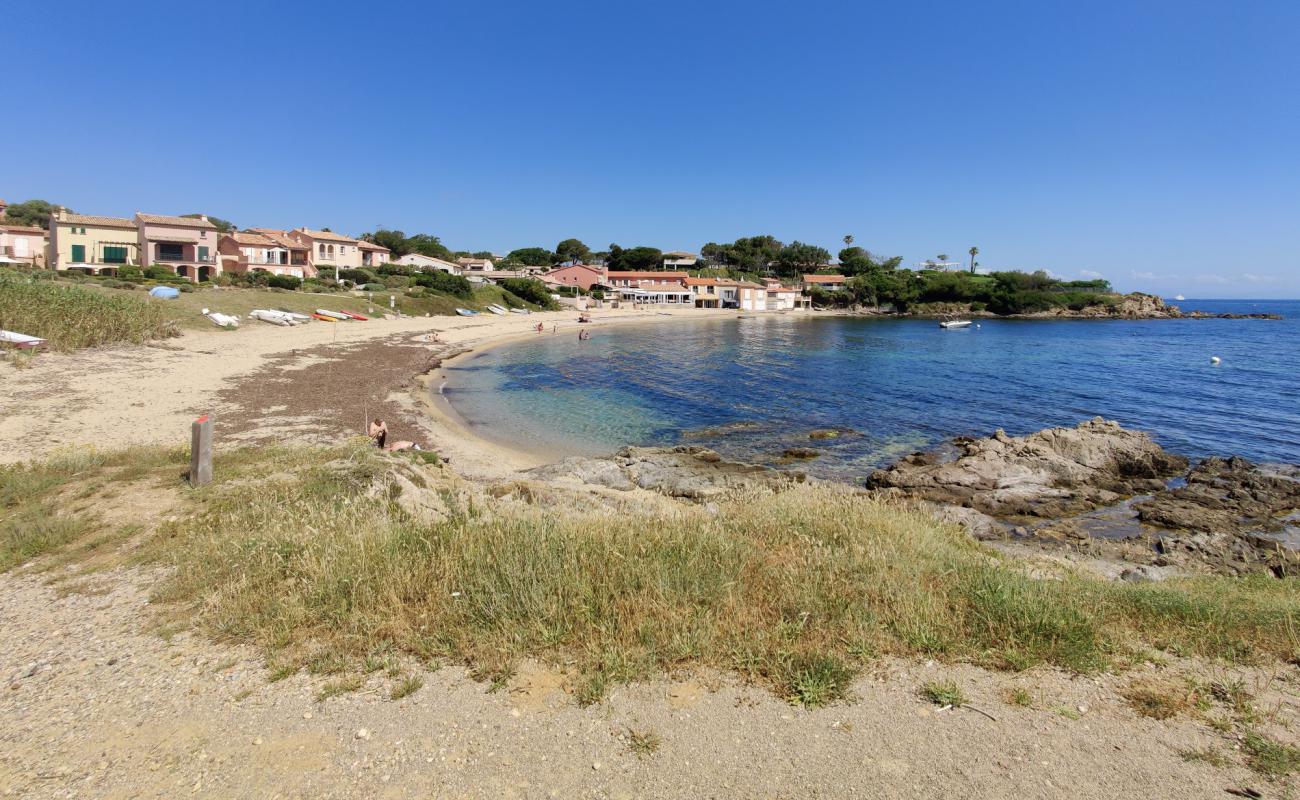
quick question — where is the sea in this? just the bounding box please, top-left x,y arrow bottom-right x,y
441,300 -> 1300,482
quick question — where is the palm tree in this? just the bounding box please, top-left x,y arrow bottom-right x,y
968,246 -> 979,274
937,253 -> 949,263
843,234 -> 854,247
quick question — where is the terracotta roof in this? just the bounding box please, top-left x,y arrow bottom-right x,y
357,240 -> 390,252
768,285 -> 802,293
683,277 -> 719,286
60,212 -> 137,229
136,212 -> 217,229
624,282 -> 693,292
295,228 -> 360,244
803,273 -> 846,283
0,223 -> 46,234
246,228 -> 309,250
230,231 -> 277,247
607,271 -> 689,281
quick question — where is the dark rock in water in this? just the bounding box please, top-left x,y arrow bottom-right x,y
1135,457 -> 1300,535
864,418 -> 1187,518
528,445 -> 804,500
782,447 -> 820,459
679,421 -> 767,440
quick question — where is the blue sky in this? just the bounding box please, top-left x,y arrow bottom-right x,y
8,0 -> 1298,297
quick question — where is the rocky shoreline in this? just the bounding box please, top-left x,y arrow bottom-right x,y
527,419 -> 1299,580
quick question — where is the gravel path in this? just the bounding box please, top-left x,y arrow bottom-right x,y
2,566 -> 1281,799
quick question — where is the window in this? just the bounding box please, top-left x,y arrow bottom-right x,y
71,244 -> 86,263
103,246 -> 128,264
157,243 -> 184,261
198,246 -> 209,262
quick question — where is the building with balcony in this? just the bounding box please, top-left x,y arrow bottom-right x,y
135,213 -> 220,281
663,251 -> 699,269
218,230 -> 313,278
456,257 -> 494,273
0,222 -> 48,268
288,228 -> 365,275
49,210 -> 140,274
359,240 -> 390,267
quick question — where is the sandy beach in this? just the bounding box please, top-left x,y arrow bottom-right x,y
0,305 -> 737,474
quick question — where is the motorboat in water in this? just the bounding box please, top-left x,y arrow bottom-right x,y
1174,294 -> 1186,301
938,318 -> 972,329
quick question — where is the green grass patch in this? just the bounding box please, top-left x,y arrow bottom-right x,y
1243,730 -> 1300,778
0,271 -> 179,350
921,680 -> 967,707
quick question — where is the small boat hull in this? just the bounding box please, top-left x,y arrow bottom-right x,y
0,329 -> 46,349
314,309 -> 351,321
311,313 -> 338,322
455,308 -> 478,317
939,320 -> 972,329
338,311 -> 369,321
509,308 -> 531,315
250,309 -> 294,326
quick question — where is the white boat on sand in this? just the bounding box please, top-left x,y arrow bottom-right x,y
203,310 -> 240,329
250,309 -> 299,326
486,304 -> 508,316
314,309 -> 351,321
0,330 -> 47,349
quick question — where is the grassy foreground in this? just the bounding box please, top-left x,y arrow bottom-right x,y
0,271 -> 179,350
3,443 -> 1299,705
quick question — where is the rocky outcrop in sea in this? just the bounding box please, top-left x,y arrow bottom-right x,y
866,419 -> 1300,578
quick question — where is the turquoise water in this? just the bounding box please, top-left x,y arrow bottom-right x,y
442,300 -> 1299,481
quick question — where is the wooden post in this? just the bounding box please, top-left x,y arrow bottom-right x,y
190,415 -> 213,487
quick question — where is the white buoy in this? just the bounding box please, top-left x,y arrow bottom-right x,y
1210,356 -> 1221,365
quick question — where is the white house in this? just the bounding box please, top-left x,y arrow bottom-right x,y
663,250 -> 698,269
457,257 -> 494,273
397,253 -> 462,274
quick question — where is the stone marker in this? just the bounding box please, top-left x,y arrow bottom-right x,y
190,415 -> 213,487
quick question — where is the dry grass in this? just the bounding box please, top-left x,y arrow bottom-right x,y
0,271 -> 179,351
6,442 -> 1300,709
1121,680 -> 1194,720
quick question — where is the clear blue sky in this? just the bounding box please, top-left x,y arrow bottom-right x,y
8,0 -> 1298,297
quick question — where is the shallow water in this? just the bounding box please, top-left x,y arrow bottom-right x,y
442,300 -> 1300,482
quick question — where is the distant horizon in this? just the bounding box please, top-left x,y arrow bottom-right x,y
6,0 -> 1297,300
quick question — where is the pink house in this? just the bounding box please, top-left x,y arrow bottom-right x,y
135,213 -> 220,281
541,264 -> 607,290
0,222 -> 48,268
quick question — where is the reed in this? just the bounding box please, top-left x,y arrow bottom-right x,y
0,271 -> 179,351
6,443 -> 1298,706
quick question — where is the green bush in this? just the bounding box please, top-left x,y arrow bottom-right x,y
411,271 -> 473,298
497,278 -> 559,309
143,265 -> 175,281
382,275 -> 410,289
117,266 -> 144,283
338,268 -> 376,285
267,274 -> 303,290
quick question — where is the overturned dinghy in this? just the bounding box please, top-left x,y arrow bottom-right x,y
486,304 -> 508,315
202,309 -> 240,329
314,309 -> 352,321
250,309 -> 298,326
509,308 -> 531,315
455,308 -> 479,316
0,329 -> 47,349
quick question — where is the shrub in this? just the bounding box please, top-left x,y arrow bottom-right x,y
267,274 -> 303,290
116,266 -> 144,283
497,278 -> 559,309
411,271 -> 473,298
382,275 -> 409,289
338,269 -> 376,285
0,274 -> 179,350
143,265 -> 175,281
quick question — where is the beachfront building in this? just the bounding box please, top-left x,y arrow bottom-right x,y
397,253 -> 462,273
616,282 -> 694,305
48,209 -> 140,275
766,283 -> 806,310
217,229 -> 312,278
136,213 -> 220,281
803,273 -> 847,292
605,271 -> 689,289
289,228 -> 364,274
0,222 -> 48,268
542,264 -> 606,291
359,240 -> 390,267
457,257 -> 494,273
663,251 -> 698,269
683,276 -> 721,308
731,281 -> 769,311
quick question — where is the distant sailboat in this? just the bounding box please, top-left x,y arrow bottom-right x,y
1174,294 -> 1186,301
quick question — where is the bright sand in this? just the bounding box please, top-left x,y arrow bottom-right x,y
0,305 -> 737,475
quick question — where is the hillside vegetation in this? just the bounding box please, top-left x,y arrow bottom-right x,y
3,443 -> 1296,708
811,268 -> 1120,314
